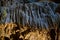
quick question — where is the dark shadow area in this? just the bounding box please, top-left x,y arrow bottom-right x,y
55,5 -> 60,14
50,29 -> 56,40
19,38 -> 23,40
50,0 -> 60,3
10,32 -> 20,40
4,37 -> 10,40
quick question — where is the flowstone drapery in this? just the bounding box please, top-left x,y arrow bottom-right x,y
0,1 -> 60,40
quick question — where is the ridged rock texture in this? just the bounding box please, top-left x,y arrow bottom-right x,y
0,0 -> 60,40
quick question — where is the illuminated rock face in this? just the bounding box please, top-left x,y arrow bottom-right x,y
24,29 -> 50,40
0,0 -> 60,40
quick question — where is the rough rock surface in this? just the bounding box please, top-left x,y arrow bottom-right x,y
0,1 -> 60,40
